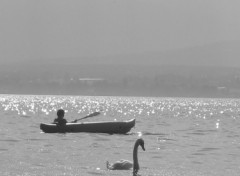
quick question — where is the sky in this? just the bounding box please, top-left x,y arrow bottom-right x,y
1,0 -> 240,64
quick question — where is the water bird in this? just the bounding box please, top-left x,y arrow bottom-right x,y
106,138 -> 145,175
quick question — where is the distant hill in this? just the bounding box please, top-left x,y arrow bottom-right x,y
1,40 -> 240,68
91,40 -> 240,68
1,40 -> 240,97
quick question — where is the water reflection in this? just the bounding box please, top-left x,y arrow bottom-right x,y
1,95 -> 240,175
1,95 -> 240,121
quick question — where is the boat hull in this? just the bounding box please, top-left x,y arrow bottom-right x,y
40,118 -> 135,134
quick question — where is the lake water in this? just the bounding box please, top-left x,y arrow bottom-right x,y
0,94 -> 240,176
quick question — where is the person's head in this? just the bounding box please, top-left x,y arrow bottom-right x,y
57,109 -> 65,119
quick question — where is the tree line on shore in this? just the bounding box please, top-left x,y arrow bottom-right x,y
1,64 -> 240,97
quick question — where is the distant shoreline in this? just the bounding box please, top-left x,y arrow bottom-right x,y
0,90 -> 239,99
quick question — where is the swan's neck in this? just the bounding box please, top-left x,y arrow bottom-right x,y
133,142 -> 139,173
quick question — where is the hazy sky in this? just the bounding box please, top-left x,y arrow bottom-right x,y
1,0 -> 240,62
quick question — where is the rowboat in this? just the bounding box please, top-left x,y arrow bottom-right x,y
40,118 -> 135,134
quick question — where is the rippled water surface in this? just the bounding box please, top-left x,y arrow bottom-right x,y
1,95 -> 240,176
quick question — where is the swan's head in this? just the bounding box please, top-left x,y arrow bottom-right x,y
137,138 -> 145,151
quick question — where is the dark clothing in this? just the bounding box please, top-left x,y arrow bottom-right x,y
53,118 -> 67,126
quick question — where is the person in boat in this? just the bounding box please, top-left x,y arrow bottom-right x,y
53,109 -> 68,126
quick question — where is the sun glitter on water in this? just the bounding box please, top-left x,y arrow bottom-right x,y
137,131 -> 143,137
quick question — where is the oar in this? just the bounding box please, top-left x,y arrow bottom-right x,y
71,112 -> 101,123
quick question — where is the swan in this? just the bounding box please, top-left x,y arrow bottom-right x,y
107,138 -> 145,175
